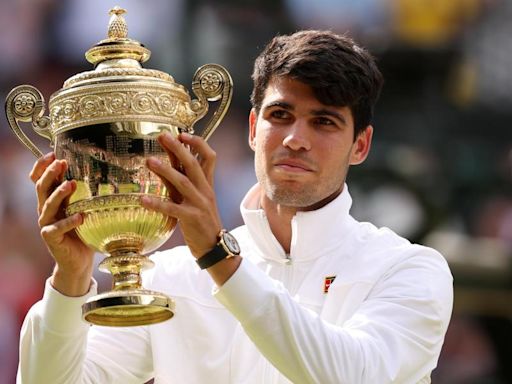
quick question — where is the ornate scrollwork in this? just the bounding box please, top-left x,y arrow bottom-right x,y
80,95 -> 105,117
66,194 -> 170,215
5,85 -> 52,158
63,68 -> 174,88
132,93 -> 154,113
191,64 -> 233,141
13,93 -> 36,117
106,92 -> 130,113
200,71 -> 222,95
50,85 -> 200,133
157,94 -> 178,115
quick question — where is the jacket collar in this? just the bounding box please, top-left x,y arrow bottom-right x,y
240,183 -> 355,263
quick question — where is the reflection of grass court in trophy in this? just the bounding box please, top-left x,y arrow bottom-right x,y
5,6 -> 232,326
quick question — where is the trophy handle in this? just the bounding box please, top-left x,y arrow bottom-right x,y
5,85 -> 52,158
191,64 -> 233,142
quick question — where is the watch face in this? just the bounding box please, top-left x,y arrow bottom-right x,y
222,232 -> 241,254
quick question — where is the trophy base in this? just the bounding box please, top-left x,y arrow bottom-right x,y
82,289 -> 175,326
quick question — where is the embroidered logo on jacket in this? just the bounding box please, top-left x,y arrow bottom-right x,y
324,275 -> 336,293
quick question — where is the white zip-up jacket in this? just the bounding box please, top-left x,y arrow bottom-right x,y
18,184 -> 453,384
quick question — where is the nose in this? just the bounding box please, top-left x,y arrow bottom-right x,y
282,121 -> 311,151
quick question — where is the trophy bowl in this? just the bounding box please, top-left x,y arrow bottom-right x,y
4,7 -> 232,326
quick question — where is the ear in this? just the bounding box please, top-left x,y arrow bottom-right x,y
248,108 -> 257,151
349,125 -> 373,165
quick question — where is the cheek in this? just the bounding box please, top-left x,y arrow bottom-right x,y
255,128 -> 277,152
321,141 -> 352,170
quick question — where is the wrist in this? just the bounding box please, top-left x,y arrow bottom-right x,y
208,255 -> 242,286
51,265 -> 92,297
196,229 -> 241,270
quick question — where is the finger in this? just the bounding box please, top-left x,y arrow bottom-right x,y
35,160 -> 68,215
38,180 -> 77,227
140,194 -> 185,218
29,152 -> 55,183
40,213 -> 83,244
158,133 -> 212,191
179,132 -> 216,186
146,156 -> 205,205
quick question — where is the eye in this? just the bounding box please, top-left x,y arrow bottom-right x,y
313,117 -> 335,126
269,109 -> 291,120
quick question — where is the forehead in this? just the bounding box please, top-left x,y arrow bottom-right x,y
262,76 -> 350,109
262,77 -> 315,100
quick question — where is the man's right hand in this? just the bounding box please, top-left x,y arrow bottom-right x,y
30,153 -> 95,297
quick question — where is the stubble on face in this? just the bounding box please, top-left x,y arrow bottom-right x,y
255,145 -> 348,210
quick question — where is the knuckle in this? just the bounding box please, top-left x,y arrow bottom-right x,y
190,210 -> 201,221
206,149 -> 216,162
204,189 -> 215,202
29,169 -> 38,183
35,180 -> 44,194
176,173 -> 192,187
178,176 -> 192,190
179,155 -> 192,168
40,226 -> 52,240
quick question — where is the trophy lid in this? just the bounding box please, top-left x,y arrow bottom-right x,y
61,6 -> 177,89
47,6 -> 209,135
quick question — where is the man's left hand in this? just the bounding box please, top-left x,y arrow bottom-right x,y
142,132 -> 222,258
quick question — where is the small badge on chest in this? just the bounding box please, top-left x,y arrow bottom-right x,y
324,275 -> 336,293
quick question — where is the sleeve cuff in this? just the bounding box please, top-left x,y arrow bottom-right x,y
40,277 -> 98,334
214,259 -> 278,324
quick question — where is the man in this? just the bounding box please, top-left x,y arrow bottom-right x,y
18,30 -> 453,383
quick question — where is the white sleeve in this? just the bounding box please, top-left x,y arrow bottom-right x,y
17,279 -> 153,384
214,255 -> 453,384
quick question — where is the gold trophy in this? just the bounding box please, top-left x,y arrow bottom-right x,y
5,7 -> 232,326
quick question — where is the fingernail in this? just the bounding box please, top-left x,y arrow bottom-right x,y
147,157 -> 162,167
141,195 -> 152,207
181,132 -> 192,139
162,132 -> 177,144
43,152 -> 54,160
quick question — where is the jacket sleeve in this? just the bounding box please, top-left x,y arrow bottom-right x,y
17,279 -> 153,384
214,252 -> 453,384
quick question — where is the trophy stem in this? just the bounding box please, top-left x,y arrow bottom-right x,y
99,252 -> 154,291
82,251 -> 175,326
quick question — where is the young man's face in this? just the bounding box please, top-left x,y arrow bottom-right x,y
249,76 -> 372,210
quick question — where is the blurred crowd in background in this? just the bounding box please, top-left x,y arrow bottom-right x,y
0,0 -> 511,383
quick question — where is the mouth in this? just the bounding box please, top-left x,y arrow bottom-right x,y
274,158 -> 315,173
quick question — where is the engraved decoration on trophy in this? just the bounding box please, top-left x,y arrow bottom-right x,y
5,6 -> 233,326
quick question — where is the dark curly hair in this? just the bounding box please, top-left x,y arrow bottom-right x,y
251,30 -> 384,139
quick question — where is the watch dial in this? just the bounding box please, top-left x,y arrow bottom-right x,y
224,232 -> 240,254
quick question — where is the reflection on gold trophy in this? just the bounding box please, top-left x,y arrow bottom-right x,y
4,7 -> 232,326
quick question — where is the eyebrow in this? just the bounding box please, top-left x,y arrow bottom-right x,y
311,109 -> 347,125
263,101 -> 293,110
263,101 -> 347,125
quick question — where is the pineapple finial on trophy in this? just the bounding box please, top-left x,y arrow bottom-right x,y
108,6 -> 128,40
85,6 -> 150,66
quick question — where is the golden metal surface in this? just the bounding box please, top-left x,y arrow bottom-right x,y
83,290 -> 175,327
4,6 -> 233,326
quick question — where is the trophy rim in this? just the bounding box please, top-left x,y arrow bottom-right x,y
82,290 -> 175,326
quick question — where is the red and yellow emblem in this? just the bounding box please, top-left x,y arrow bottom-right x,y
324,276 -> 336,293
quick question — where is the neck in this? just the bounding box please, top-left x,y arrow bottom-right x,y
261,198 -> 296,254
260,187 -> 343,253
